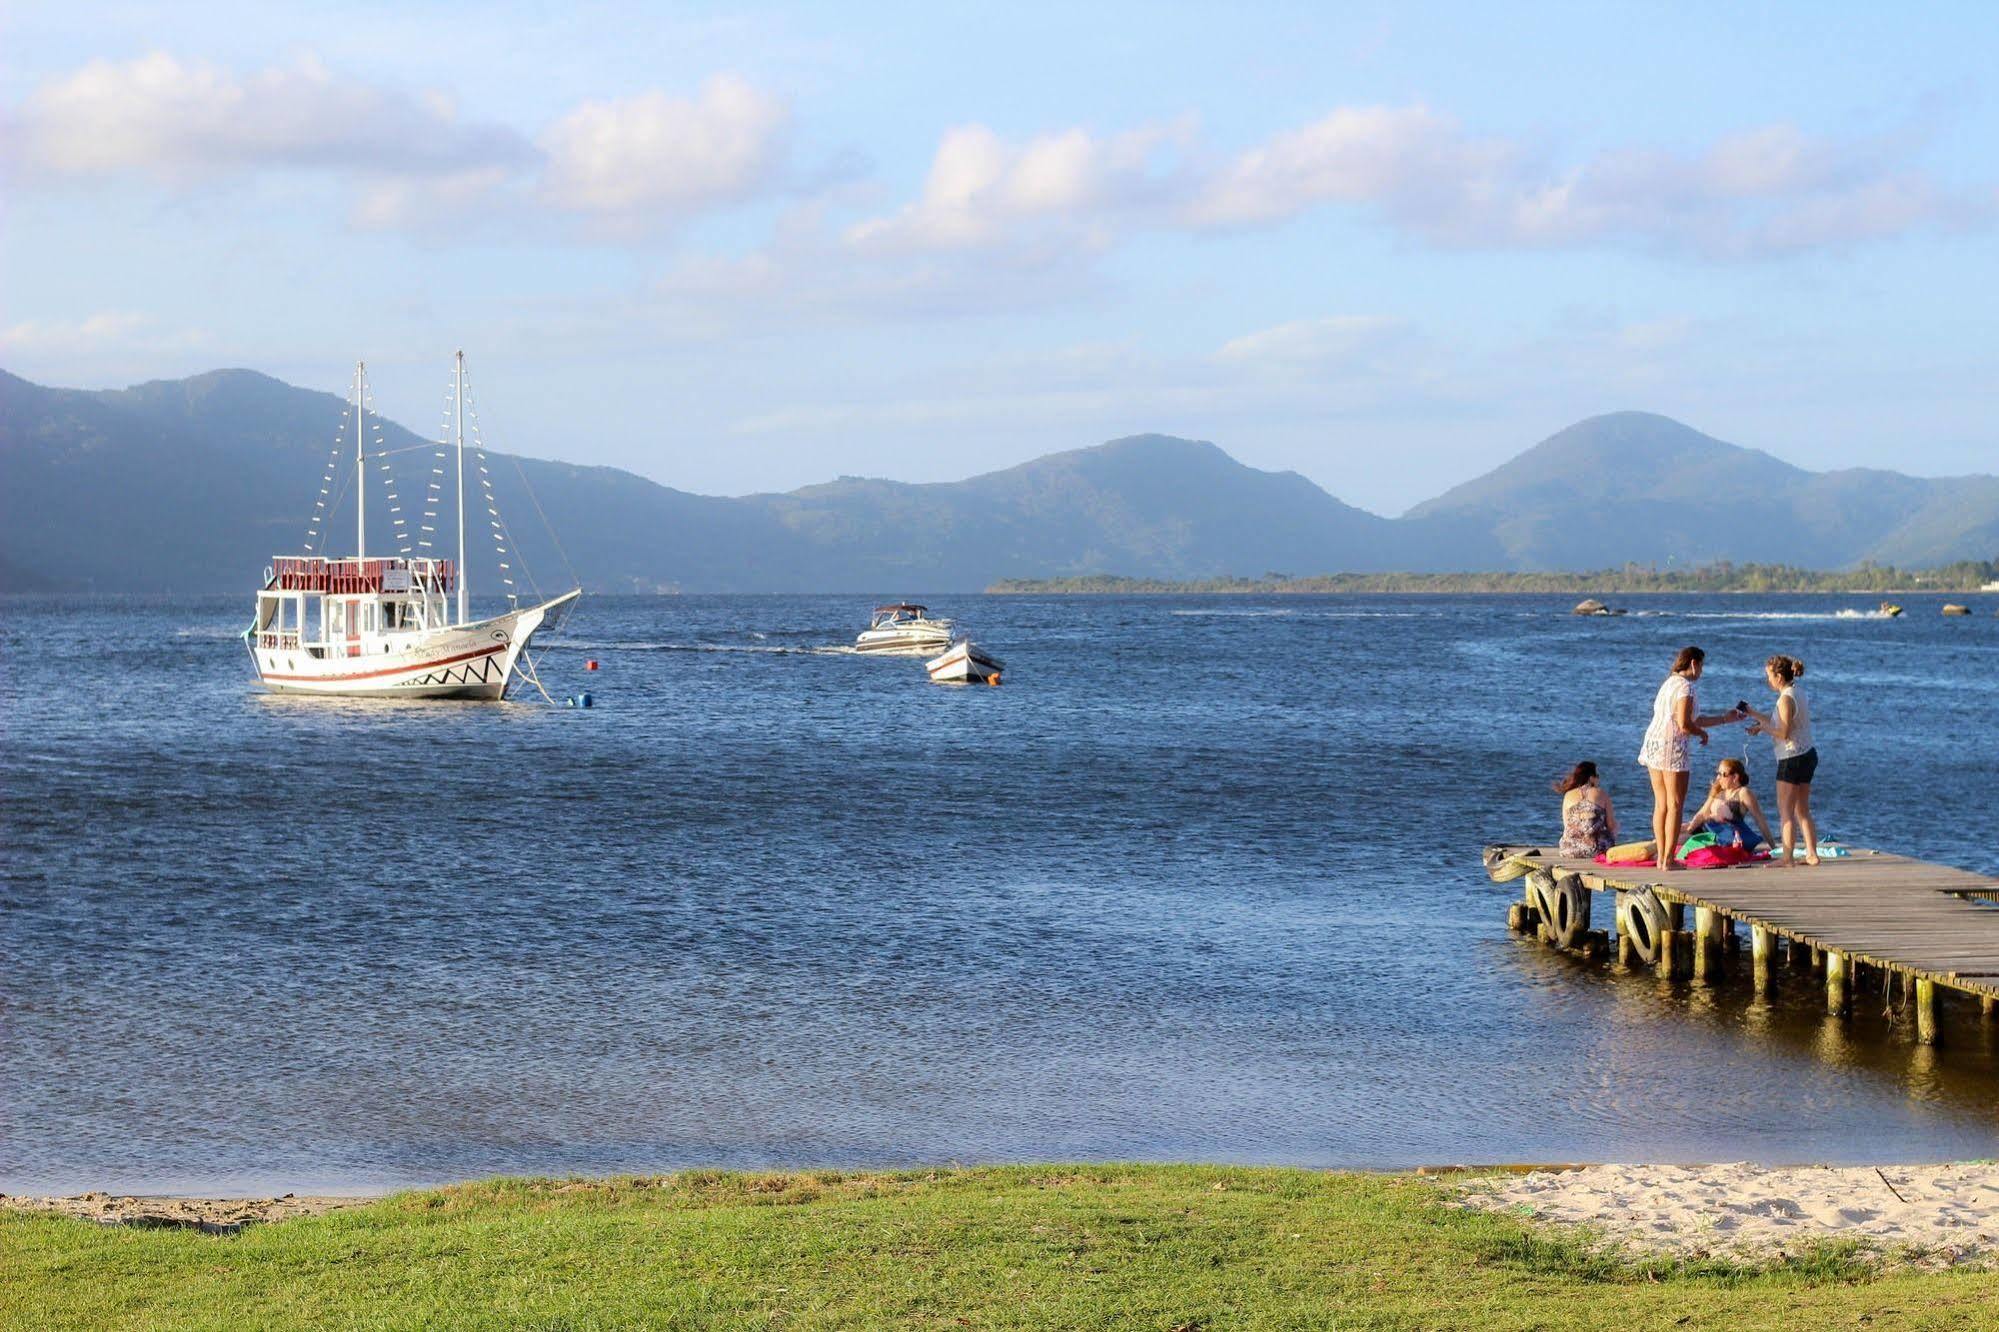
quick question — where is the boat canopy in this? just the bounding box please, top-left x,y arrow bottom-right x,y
872,603 -> 928,614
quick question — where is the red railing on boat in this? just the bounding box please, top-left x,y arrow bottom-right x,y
269,556 -> 454,593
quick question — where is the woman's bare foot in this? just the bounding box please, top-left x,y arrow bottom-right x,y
1804,854 -> 1821,866
1776,856 -> 1794,868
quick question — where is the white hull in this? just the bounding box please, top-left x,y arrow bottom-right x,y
248,591 -> 577,699
855,627 -> 953,655
925,640 -> 1004,684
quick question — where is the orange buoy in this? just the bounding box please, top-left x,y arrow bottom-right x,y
585,659 -> 599,671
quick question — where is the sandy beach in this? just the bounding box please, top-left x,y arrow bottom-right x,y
0,1191 -> 368,1235
1459,1162 -> 1999,1267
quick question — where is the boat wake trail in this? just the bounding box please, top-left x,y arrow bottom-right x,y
1650,610 -> 1901,622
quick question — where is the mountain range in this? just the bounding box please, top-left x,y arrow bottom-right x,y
2,366 -> 1994,592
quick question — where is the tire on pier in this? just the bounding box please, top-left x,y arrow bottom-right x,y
1525,868 -> 1558,927
1620,887 -> 1670,965
1549,873 -> 1591,949
1488,848 -> 1535,883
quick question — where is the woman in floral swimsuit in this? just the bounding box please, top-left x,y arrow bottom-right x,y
1554,760 -> 1618,857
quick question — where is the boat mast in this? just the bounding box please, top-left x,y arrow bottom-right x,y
455,349 -> 467,625
355,360 -> 366,562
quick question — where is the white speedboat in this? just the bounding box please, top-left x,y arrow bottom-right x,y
244,354 -> 579,699
925,640 -> 1003,685
855,603 -> 954,655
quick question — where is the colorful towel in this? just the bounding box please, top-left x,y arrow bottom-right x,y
1594,842 -> 1772,870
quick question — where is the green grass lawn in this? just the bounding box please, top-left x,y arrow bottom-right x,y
6,1165 -> 1997,1330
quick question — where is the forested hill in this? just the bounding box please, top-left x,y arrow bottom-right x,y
2,369 -> 1994,592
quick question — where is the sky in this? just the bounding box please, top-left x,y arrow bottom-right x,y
2,2 -> 1995,514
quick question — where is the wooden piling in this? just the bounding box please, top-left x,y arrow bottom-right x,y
1486,846 -> 1999,1043
1751,925 -> 1775,994
1657,930 -> 1692,980
1826,951 -> 1850,1016
1693,906 -> 1723,980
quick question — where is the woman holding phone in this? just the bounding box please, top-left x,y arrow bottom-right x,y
1745,654 -> 1819,866
1637,646 -> 1745,869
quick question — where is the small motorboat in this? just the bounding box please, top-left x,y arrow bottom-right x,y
855,603 -> 954,655
926,640 -> 1003,685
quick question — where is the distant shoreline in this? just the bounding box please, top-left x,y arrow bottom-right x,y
989,562 -> 1999,596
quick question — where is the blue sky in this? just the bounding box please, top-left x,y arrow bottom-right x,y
3,2 -> 1994,512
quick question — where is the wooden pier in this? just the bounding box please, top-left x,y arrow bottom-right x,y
1486,845 -> 1999,1045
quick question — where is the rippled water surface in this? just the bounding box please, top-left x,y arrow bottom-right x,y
3,592 -> 1997,1194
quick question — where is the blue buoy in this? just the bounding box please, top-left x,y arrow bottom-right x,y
579,691 -> 593,709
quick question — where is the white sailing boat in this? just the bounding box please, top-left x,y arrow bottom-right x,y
245,353 -> 579,699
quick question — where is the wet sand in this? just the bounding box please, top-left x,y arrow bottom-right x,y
1,1191 -> 371,1234
1459,1162 -> 1999,1267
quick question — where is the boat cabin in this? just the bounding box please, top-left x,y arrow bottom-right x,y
252,555 -> 459,660
870,603 -> 933,629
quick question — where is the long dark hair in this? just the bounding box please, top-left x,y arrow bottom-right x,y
1553,760 -> 1598,794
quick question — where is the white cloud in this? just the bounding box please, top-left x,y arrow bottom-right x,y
1216,316 -> 1410,368
844,120 -> 1192,252
6,54 -> 795,233
838,105 -> 1982,264
0,312 -> 210,368
0,311 -> 207,356
537,75 -> 788,218
9,52 -> 531,182
1187,106 -> 1513,230
348,166 -> 520,233
1188,108 -> 1980,257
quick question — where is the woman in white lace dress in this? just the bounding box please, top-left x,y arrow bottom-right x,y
1638,645 -> 1746,869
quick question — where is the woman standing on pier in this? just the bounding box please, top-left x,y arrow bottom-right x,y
1745,654 -> 1819,867
1638,646 -> 1745,869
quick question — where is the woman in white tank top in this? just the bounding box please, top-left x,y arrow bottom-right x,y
1745,654 -> 1819,866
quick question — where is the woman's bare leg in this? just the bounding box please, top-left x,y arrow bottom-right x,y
1797,783 -> 1820,866
1775,780 -> 1797,866
1663,770 -> 1690,869
1648,766 -> 1670,863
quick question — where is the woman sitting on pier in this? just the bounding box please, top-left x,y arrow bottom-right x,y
1638,646 -> 1746,870
1688,758 -> 1772,852
1744,654 -> 1819,867
1554,761 -> 1618,857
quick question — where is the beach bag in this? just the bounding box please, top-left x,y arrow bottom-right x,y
1602,839 -> 1656,864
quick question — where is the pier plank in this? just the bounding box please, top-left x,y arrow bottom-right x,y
1494,847 -> 1999,1002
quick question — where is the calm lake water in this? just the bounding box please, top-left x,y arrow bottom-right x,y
3,592 -> 1997,1195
